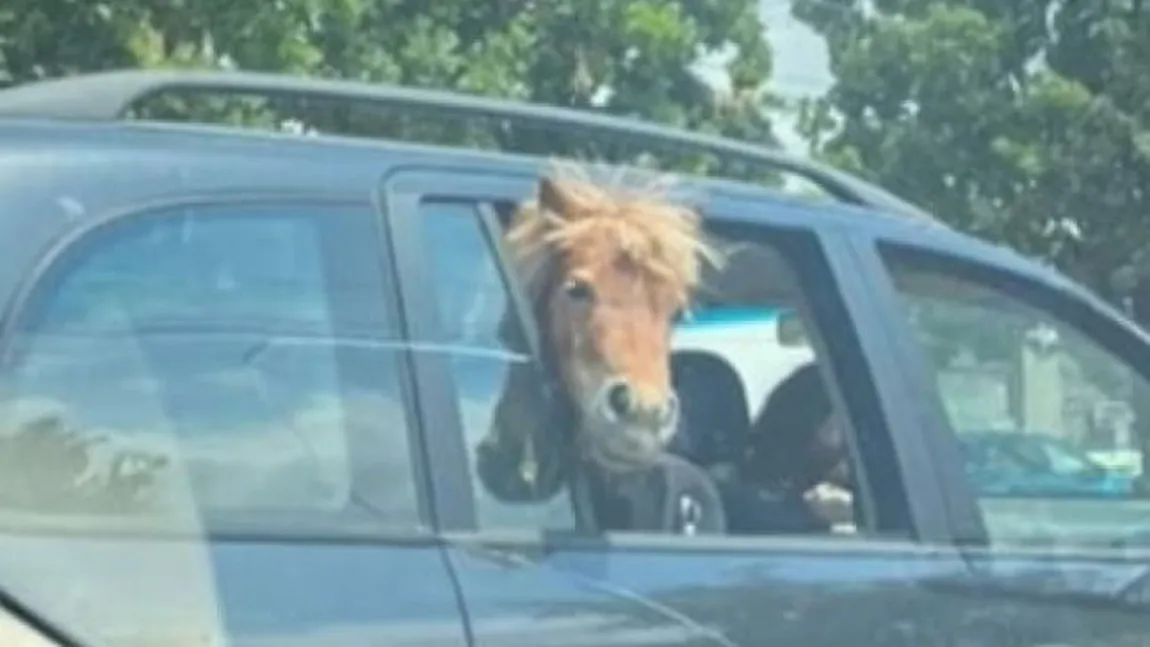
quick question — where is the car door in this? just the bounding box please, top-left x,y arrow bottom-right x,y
383,163 -> 1018,647
853,230 -> 1150,646
0,195 -> 467,647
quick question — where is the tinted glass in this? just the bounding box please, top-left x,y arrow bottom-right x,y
418,200 -> 575,530
0,202 -> 419,525
882,252 -> 1150,547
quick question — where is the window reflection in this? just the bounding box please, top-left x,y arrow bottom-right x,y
418,200 -> 576,531
0,204 -> 419,526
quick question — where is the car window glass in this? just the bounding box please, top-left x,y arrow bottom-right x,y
0,203 -> 419,526
418,200 -> 576,531
1040,441 -> 1092,474
881,250 -> 1150,548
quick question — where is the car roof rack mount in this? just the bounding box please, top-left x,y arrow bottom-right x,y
0,68 -> 936,224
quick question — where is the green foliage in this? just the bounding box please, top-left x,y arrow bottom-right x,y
793,0 -> 1150,302
0,0 -> 786,187
0,414 -> 168,515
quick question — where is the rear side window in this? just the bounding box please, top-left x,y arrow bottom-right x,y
879,245 -> 1150,548
0,202 -> 419,529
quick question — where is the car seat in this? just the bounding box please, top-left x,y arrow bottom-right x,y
668,351 -> 836,534
668,351 -> 752,468
745,361 -> 837,493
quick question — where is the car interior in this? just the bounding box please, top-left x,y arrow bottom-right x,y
482,199 -> 863,537
668,237 -> 861,536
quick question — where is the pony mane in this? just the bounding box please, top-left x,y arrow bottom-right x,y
505,159 -> 724,299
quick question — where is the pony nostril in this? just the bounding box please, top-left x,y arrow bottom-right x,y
605,382 -> 633,419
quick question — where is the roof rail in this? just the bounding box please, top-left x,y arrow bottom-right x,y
0,68 -> 934,222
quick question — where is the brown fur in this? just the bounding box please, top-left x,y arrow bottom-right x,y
475,161 -> 722,501
507,161 -> 720,469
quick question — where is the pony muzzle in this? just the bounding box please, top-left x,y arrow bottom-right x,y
598,378 -> 680,432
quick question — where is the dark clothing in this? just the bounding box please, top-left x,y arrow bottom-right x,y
745,362 -> 838,494
579,453 -> 728,535
717,361 -> 852,534
712,469 -> 830,534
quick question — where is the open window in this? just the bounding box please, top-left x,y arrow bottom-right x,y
662,222 -> 879,537
406,178 -> 906,543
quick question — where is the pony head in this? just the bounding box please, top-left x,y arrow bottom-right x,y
505,161 -> 720,472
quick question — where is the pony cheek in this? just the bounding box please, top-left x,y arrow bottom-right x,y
550,314 -> 599,405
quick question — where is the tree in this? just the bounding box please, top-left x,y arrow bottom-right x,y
0,414 -> 169,515
0,0 -> 783,183
792,0 -> 1150,304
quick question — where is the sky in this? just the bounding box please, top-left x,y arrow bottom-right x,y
695,0 -> 835,154
759,0 -> 835,152
759,0 -> 834,96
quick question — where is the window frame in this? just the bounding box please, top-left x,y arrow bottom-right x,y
381,166 -> 551,534
382,163 -> 953,550
698,211 -> 915,542
0,194 -> 433,541
402,194 -> 590,533
717,205 -> 956,545
861,232 -> 1150,557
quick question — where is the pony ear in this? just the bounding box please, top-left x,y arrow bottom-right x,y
538,177 -> 590,220
538,177 -> 569,216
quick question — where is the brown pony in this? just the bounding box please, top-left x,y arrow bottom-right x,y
475,161 -> 721,503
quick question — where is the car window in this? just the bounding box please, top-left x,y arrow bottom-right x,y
416,194 -> 902,540
417,200 -> 577,531
663,227 -> 881,538
879,247 -> 1150,548
0,202 -> 419,527
1022,437 -> 1094,475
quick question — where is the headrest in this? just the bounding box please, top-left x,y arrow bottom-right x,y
669,352 -> 751,466
746,361 -> 839,491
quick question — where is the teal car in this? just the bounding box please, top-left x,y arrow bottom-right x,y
959,431 -> 1137,498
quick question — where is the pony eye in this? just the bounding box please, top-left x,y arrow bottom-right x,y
564,280 -> 594,302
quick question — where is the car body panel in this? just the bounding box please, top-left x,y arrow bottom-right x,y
0,125 -> 476,647
0,532 -> 467,647
442,535 -> 1000,647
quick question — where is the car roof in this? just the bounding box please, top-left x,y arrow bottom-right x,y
0,70 -> 1045,261
0,65 -> 1112,326
0,115 -> 1082,287
0,68 -> 932,219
